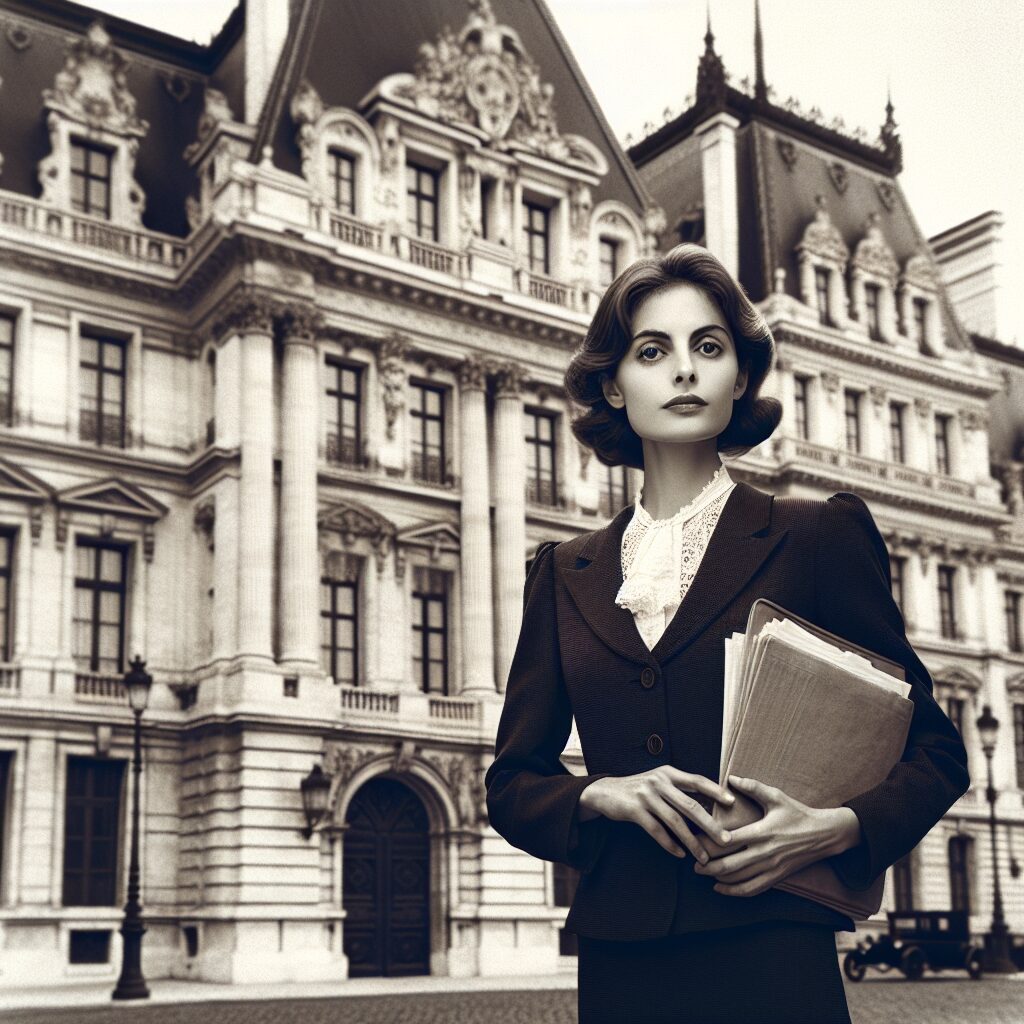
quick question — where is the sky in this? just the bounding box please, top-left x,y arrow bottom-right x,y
86,0 -> 1024,343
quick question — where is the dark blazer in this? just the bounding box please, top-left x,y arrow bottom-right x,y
484,482 -> 970,941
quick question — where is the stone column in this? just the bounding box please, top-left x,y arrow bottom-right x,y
696,112 -> 740,278
458,356 -> 495,695
279,305 -> 322,668
492,362 -> 528,693
236,298 -> 276,661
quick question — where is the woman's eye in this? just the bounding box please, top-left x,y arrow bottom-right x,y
636,344 -> 662,361
697,339 -> 722,356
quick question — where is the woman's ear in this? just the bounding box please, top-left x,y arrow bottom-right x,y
733,365 -> 749,402
601,375 -> 626,409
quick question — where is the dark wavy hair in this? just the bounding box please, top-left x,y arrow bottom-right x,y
565,244 -> 782,469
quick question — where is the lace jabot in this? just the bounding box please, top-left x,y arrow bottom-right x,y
615,462 -> 736,648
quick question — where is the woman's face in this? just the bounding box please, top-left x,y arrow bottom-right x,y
601,281 -> 748,446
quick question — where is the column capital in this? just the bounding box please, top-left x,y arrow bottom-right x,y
819,370 -> 841,395
279,303 -> 323,345
869,384 -> 887,408
913,396 -> 932,419
211,291 -> 277,341
457,354 -> 488,393
493,361 -> 528,399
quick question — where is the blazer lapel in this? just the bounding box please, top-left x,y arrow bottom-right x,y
558,481 -> 788,667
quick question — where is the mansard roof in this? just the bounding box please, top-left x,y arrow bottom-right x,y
259,0 -> 647,210
0,0 -> 243,238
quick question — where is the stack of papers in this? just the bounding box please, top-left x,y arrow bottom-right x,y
705,599 -> 914,919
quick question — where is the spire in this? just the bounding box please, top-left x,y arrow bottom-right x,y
753,0 -> 767,103
880,84 -> 902,172
696,2 -> 727,105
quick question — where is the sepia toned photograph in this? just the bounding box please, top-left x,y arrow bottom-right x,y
0,1 -> 1020,1021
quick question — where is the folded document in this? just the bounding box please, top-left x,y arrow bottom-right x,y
705,598 -> 914,919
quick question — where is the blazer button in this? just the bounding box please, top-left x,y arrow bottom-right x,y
640,667 -> 656,689
646,732 -> 664,755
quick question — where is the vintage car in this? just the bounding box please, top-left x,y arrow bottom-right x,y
843,911 -> 985,981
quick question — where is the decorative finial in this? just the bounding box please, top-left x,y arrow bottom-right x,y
705,1 -> 715,50
754,0 -> 767,103
696,0 -> 727,105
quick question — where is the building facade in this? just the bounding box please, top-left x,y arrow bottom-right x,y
629,9 -> 1024,948
0,0 -> 1021,994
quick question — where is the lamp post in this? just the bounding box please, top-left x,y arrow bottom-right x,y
112,655 -> 153,1001
975,704 -> 1018,974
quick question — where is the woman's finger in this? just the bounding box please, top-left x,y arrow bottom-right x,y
636,809 -> 697,860
658,783 -> 733,847
667,767 -> 734,806
728,775 -> 780,807
693,844 -> 768,879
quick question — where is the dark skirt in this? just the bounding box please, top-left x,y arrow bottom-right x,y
577,921 -> 852,1024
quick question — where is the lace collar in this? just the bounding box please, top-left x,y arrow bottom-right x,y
632,462 -> 734,529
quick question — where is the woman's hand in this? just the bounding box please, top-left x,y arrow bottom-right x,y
693,775 -> 863,897
581,766 -> 736,862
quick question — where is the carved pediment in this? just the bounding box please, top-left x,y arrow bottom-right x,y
43,22 -> 147,137
852,212 -> 898,284
934,667 -> 983,692
396,520 -> 460,554
318,499 -> 396,547
380,0 -> 595,167
902,250 -> 940,292
0,456 -> 54,504
55,477 -> 167,520
797,195 -> 848,267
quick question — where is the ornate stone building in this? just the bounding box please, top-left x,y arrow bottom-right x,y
629,7 -> 1024,948
0,0 -> 658,987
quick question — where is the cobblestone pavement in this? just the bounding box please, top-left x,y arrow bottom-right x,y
1,977 -> 1023,1024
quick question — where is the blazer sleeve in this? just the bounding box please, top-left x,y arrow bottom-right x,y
815,492 -> 970,891
484,540 -> 614,873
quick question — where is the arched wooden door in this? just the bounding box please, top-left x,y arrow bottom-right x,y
343,776 -> 431,977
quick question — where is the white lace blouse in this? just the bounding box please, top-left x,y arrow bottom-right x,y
615,462 -> 736,651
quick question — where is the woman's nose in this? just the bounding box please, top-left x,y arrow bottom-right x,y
674,359 -> 696,382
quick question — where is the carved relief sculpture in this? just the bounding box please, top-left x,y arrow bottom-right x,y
378,333 -> 410,439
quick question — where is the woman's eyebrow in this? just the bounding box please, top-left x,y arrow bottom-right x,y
630,324 -> 730,344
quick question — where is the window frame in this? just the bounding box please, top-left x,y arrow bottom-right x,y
934,413 -> 951,476
0,312 -> 14,428
324,357 -> 363,467
408,380 -> 447,485
843,389 -> 861,454
328,148 -> 357,216
406,161 -> 441,243
937,564 -> 957,640
0,529 -> 13,662
73,537 -> 128,675
320,575 -> 359,686
411,566 -> 449,695
70,137 -> 114,220
598,463 -> 630,518
814,266 -> 832,325
1005,590 -> 1022,653
524,407 -> 559,507
889,402 -> 905,463
79,330 -> 127,449
598,236 -> 620,288
522,199 -> 552,276
793,375 -> 810,440
889,554 -> 905,612
62,755 -> 125,908
864,281 -> 883,341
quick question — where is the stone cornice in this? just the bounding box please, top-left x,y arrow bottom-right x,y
772,325 -> 1000,398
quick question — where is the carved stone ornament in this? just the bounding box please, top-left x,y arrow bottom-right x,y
279,303 -> 323,343
776,137 -> 797,171
318,498 -> 396,574
797,195 -> 849,269
827,162 -> 849,195
869,384 -> 887,408
569,182 -> 593,242
5,21 -> 32,52
853,212 -> 898,284
209,292 -> 277,341
44,22 -> 147,136
424,751 -> 487,828
184,87 -> 236,161
913,396 -> 932,418
493,360 -> 529,399
386,0 -> 589,165
457,354 -> 488,392
193,496 -> 215,550
958,407 -> 988,433
902,250 -> 940,292
378,333 -> 410,440
819,370 -> 841,394
877,180 -> 898,212
324,741 -> 384,789
161,72 -> 191,104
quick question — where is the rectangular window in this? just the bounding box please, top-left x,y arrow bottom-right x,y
525,409 -> 558,506
599,464 -> 629,518
1006,590 -> 1022,653
1014,704 -> 1024,789
70,139 -> 112,219
0,530 -> 12,662
73,539 -> 127,675
889,403 -> 905,464
946,696 -> 965,741
62,756 -> 124,907
522,200 -> 551,276
480,178 -> 496,241
793,376 -> 809,440
843,389 -> 861,454
893,852 -> 914,911
0,313 -> 14,428
412,566 -> 448,695
937,564 -> 957,640
320,577 -> 358,685
324,358 -> 362,466
79,332 -> 126,448
912,297 -> 928,347
889,554 -> 905,611
406,162 -> 440,242
948,836 -> 971,915
814,267 -> 831,325
934,414 -> 951,476
598,238 -> 620,288
409,382 -> 446,485
0,750 -> 10,896
864,282 -> 882,340
329,150 -> 356,215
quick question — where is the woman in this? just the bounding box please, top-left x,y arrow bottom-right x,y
484,244 -> 969,1024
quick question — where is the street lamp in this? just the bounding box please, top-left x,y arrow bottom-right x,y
975,704 -> 1018,974
300,763 -> 332,839
112,655 -> 153,1001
